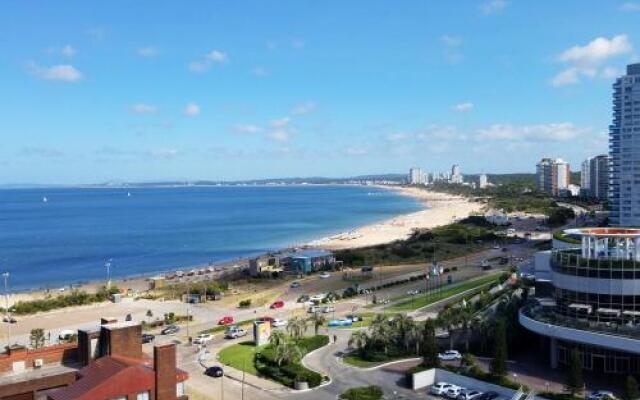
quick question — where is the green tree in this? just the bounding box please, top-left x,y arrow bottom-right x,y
422,319 -> 440,368
565,348 -> 584,396
145,309 -> 153,323
624,376 -> 640,400
274,341 -> 303,367
269,330 -> 286,347
437,307 -> 458,350
287,317 -> 308,341
308,313 -> 326,336
369,315 -> 393,355
406,322 -> 422,355
29,328 -> 45,349
457,307 -> 474,353
348,330 -> 369,357
490,319 -> 507,378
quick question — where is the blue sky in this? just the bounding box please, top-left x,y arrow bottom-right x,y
1,1 -> 640,184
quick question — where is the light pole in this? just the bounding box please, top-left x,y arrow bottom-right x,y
2,272 -> 10,348
104,259 -> 112,290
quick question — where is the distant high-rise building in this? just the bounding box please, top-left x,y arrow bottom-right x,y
479,174 -> 488,189
536,158 -> 570,196
581,155 -> 609,200
450,164 -> 463,184
409,167 -> 427,185
610,63 -> 640,226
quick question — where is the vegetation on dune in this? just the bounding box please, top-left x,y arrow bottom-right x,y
8,286 -> 120,315
337,216 -> 509,267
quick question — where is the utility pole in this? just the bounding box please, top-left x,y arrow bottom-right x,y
2,272 -> 9,348
242,361 -> 246,400
104,259 -> 112,290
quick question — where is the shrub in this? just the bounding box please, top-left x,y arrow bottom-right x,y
340,386 -> 384,400
239,299 -> 252,308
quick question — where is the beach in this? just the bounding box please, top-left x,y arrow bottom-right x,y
308,186 -> 486,250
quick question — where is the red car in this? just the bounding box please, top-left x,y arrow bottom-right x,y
218,316 -> 234,325
270,300 -> 285,309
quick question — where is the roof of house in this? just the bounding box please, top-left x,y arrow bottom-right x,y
48,355 -> 188,400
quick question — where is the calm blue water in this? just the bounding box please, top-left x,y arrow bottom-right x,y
0,185 -> 423,290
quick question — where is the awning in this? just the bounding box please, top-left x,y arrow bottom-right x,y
568,303 -> 592,313
597,308 -> 621,316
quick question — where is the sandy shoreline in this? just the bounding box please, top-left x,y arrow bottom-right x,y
308,186 -> 486,250
10,185 -> 485,303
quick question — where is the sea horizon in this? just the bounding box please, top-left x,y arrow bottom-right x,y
0,184 -> 424,291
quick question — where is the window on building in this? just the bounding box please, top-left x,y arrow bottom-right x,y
177,382 -> 185,397
137,392 -> 150,400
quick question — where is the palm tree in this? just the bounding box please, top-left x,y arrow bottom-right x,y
146,309 -> 153,323
269,330 -> 286,347
370,318 -> 394,355
437,307 -> 458,350
287,317 -> 308,341
406,322 -> 422,355
457,307 -> 474,352
392,313 -> 414,349
30,328 -> 45,349
348,330 -> 369,356
274,342 -> 303,366
308,313 -> 326,336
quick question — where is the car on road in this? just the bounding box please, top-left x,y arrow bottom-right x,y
445,386 -> 466,399
204,366 -> 224,378
346,314 -> 361,322
475,391 -> 500,400
270,300 -> 285,309
290,281 -> 301,288
438,350 -> 462,361
194,333 -> 214,344
587,391 -> 618,400
457,389 -> 483,400
308,306 -> 321,313
322,306 -> 335,313
272,318 -> 287,327
407,289 -> 419,295
430,382 -> 457,396
2,315 -> 17,324
319,272 -> 331,279
141,333 -> 155,344
161,325 -> 180,335
257,316 -> 274,324
224,326 -> 247,339
218,316 -> 234,325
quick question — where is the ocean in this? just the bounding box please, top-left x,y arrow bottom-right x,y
0,185 -> 423,290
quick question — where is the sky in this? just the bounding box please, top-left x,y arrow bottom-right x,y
1,1 -> 640,184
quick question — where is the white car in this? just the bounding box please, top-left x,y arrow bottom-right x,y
322,306 -> 335,313
193,333 -> 214,344
431,382 -> 457,396
445,386 -> 466,399
587,391 -> 618,400
319,272 -> 331,279
272,318 -> 287,327
224,327 -> 247,339
458,390 -> 483,400
438,350 -> 462,361
407,289 -> 419,295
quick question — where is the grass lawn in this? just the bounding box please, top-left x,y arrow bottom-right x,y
387,272 -> 502,312
217,341 -> 261,375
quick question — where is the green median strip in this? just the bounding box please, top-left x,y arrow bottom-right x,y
218,341 -> 261,375
387,273 -> 502,312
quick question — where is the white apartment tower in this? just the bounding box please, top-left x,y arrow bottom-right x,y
610,63 -> 640,226
479,174 -> 488,189
450,164 -> 463,184
536,158 -> 570,196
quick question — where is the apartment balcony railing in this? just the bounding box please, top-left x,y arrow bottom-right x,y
551,249 -> 640,279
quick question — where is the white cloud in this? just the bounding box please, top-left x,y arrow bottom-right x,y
28,63 -> 82,82
189,49 -> 228,73
267,130 -> 291,142
291,102 -> 317,115
61,45 -> 76,57
475,123 -> 589,142
232,124 -> 263,134
601,66 -> 623,79
452,102 -> 474,112
130,103 -> 157,114
137,47 -> 159,57
441,35 -> 462,47
551,35 -> 632,86
620,2 -> 640,11
252,66 -> 269,77
270,117 -> 291,129
480,0 -> 508,15
184,102 -> 200,116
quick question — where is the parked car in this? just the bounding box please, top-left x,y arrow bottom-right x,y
319,272 -> 331,279
224,326 -> 247,339
141,333 -> 155,344
2,315 -> 16,323
457,389 -> 483,400
307,306 -> 321,313
322,306 -> 335,313
407,289 -> 419,295
431,383 -> 457,396
445,386 -> 466,399
271,318 -> 287,327
587,391 -> 618,400
297,294 -> 310,303
270,300 -> 285,309
438,350 -> 462,361
193,333 -> 214,344
346,314 -> 361,322
161,325 -> 180,335
475,391 -> 500,400
204,366 -> 224,378
218,316 -> 234,325
257,316 -> 274,324
290,281 -> 301,288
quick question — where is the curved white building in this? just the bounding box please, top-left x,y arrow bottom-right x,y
521,228 -> 640,374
